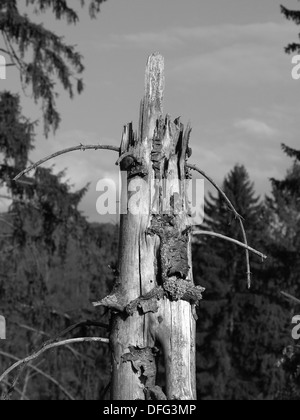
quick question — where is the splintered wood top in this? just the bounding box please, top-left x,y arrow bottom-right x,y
144,53 -> 165,116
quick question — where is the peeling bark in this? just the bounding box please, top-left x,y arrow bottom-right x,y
97,54 -> 204,400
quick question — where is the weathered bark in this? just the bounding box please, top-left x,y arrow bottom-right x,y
99,54 -> 204,400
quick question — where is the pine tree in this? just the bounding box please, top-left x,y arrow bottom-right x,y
0,0 -> 106,135
0,2 -> 113,399
268,145 -> 300,400
193,165 -> 286,400
0,92 -> 118,400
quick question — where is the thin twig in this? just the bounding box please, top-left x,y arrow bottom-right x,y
0,351 -> 74,400
187,164 -> 243,220
0,319 -> 108,399
0,48 -> 10,55
6,319 -> 109,397
15,323 -> 87,360
21,371 -> 30,401
193,231 -> 267,260
0,216 -> 14,229
13,144 -> 120,181
44,320 -> 109,346
1,379 -> 29,401
187,163 -> 253,288
281,292 -> 300,306
0,338 -> 109,396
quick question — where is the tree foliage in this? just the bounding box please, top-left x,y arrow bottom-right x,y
0,73 -> 117,402
194,164 -> 294,400
281,1 -> 300,54
269,145 -> 300,400
0,0 -> 106,135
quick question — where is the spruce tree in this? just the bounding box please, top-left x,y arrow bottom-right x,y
0,0 -> 106,135
268,145 -> 300,400
0,92 -> 118,400
194,165 -> 286,400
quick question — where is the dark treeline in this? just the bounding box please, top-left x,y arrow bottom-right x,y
0,93 -> 119,401
194,147 -> 300,400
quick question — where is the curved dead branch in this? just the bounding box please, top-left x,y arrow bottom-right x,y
193,231 -> 267,260
0,320 -> 110,399
13,144 -> 120,181
187,163 -> 255,288
0,338 -> 109,392
0,350 -> 75,400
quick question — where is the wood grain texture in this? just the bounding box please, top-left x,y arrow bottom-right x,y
107,54 -> 201,400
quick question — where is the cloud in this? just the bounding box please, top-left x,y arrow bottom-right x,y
119,32 -> 184,50
170,41 -> 291,86
105,22 -> 295,53
234,119 -> 278,138
105,21 -> 295,87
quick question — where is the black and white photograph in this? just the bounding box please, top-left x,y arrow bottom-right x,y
0,0 -> 300,403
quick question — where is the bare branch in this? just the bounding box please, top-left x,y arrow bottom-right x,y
0,338 -> 109,388
1,379 -> 29,400
21,371 -> 30,401
0,48 -> 11,55
0,319 -> 109,399
115,151 -> 134,166
281,291 -> 300,305
187,164 -> 243,220
0,351 -> 75,400
187,163 -> 254,288
193,231 -> 267,260
13,144 -> 120,181
0,216 -> 14,229
15,323 -> 83,360
45,320 -> 109,345
17,323 -> 49,338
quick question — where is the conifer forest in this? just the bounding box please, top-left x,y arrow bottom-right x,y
1,0 -> 300,402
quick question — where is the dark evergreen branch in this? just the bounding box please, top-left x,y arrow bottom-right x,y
13,144 -> 120,181
281,4 -> 300,54
0,1 -> 107,134
281,144 -> 300,161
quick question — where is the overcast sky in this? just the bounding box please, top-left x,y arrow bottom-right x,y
1,0 -> 300,223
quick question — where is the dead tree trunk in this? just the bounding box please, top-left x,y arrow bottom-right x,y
99,53 -> 204,400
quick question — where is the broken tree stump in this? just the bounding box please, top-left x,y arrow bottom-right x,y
98,53 -> 205,400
